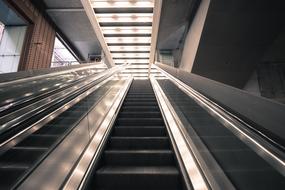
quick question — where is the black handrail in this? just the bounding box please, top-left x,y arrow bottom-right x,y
0,65 -> 126,145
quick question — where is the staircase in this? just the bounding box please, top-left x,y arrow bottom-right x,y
89,80 -> 185,190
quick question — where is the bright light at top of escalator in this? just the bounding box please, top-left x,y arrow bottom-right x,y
112,53 -> 150,58
96,13 -> 153,23
101,26 -> 152,35
105,37 -> 151,43
91,0 -> 154,8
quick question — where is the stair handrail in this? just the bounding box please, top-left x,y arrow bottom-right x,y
0,64 -> 128,150
153,63 -> 285,177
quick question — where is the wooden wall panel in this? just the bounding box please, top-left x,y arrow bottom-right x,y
6,0 -> 56,71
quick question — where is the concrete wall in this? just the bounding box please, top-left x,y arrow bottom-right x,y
243,71 -> 261,96
179,0 -> 210,71
0,26 -> 26,73
179,0 -> 285,89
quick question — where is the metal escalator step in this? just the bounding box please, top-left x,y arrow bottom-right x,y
0,167 -> 27,189
195,136 -> 251,151
125,95 -> 156,98
104,150 -> 174,166
124,98 -> 156,102
113,126 -> 166,137
94,166 -> 181,190
15,135 -> 58,148
225,169 -> 285,190
121,106 -> 160,112
108,137 -> 169,150
116,118 -> 164,126
188,122 -> 234,137
0,147 -> 47,166
119,112 -> 161,118
45,116 -> 79,127
33,125 -> 69,135
123,102 -> 158,106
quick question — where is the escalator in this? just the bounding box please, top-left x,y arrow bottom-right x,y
157,79 -> 285,190
83,80 -> 187,190
0,79 -> 119,189
0,71 -> 284,190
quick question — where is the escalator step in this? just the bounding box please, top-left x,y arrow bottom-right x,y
116,118 -> 164,126
108,137 -> 169,150
95,166 -> 180,190
119,112 -> 161,118
104,150 -> 174,166
124,98 -> 156,102
15,135 -> 58,148
121,106 -> 160,112
113,126 -> 166,137
123,102 -> 158,106
0,167 -> 27,189
33,125 -> 69,135
0,147 -> 47,166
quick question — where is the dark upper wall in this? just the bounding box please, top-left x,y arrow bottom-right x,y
180,0 -> 285,89
5,0 -> 56,70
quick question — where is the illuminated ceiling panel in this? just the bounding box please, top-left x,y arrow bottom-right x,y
102,27 -> 152,35
114,59 -> 149,64
112,53 -> 150,58
91,0 -> 155,75
97,13 -> 153,23
105,37 -> 151,44
109,46 -> 150,52
91,0 -> 154,8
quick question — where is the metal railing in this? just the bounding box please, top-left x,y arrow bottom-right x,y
151,63 -> 285,189
0,64 -> 128,152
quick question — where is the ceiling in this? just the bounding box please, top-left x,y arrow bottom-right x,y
192,0 -> 285,88
43,0 -> 102,61
0,1 -> 27,26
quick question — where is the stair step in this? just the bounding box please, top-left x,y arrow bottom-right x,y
116,118 -> 164,126
0,167 -> 27,189
108,137 -> 169,150
104,150 -> 174,166
15,135 -> 57,148
119,112 -> 161,118
125,98 -> 156,102
95,166 -> 181,190
121,106 -> 160,112
0,147 -> 46,166
113,126 -> 166,137
123,102 -> 158,106
34,125 -> 69,135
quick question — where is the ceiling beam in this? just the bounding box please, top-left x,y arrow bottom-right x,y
81,0 -> 114,68
46,8 -> 85,13
149,0 -> 162,73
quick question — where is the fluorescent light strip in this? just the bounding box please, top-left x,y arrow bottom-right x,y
102,27 -> 152,35
122,69 -> 149,73
105,37 -> 151,43
109,46 -> 150,51
97,13 -> 153,23
112,53 -> 150,58
127,65 -> 151,69
91,0 -> 154,8
114,59 -> 149,64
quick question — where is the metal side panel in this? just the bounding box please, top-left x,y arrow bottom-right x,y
18,117 -> 90,190
87,80 -> 125,137
17,79 -> 129,190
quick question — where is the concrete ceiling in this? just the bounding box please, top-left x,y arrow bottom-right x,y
157,0 -> 196,50
0,1 -> 26,26
192,0 -> 285,88
43,0 -> 102,61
